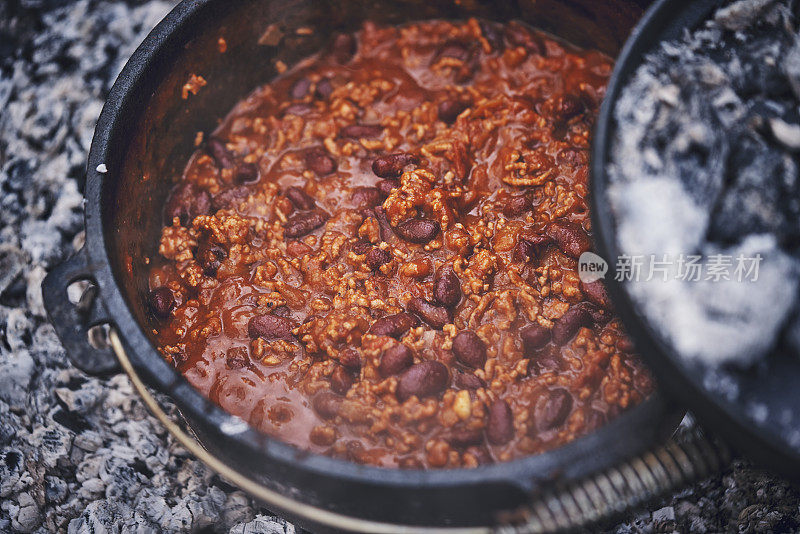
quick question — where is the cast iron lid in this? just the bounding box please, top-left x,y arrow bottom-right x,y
591,0 -> 800,477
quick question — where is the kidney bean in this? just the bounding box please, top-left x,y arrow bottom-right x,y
617,337 -> 636,353
330,364 -> 354,395
365,247 -> 391,271
528,346 -> 563,375
394,217 -> 440,244
545,220 -> 591,259
148,287 -> 174,319
486,399 -> 514,445
271,305 -> 293,319
164,182 -> 212,226
556,94 -> 584,122
452,330 -> 487,369
313,391 -> 342,419
339,124 -> 384,139
193,188 -> 212,216
502,194 -> 531,217
286,186 -> 316,210
351,240 -> 372,255
352,186 -> 383,209
530,388 -> 573,432
206,137 -> 235,169
512,235 -> 551,263
512,240 -> 536,264
552,306 -> 593,345
197,238 -> 227,276
379,344 -> 414,377
284,103 -> 312,116
479,20 -> 505,53
305,147 -> 337,176
283,211 -> 328,238
211,185 -> 249,211
375,179 -> 399,197
371,152 -> 419,178
433,267 -> 461,307
438,99 -> 469,124
338,348 -> 362,370
190,190 -> 212,221
226,347 -> 249,370
248,314 -> 295,340
315,78 -> 333,99
504,21 -> 543,55
578,85 -> 600,112
290,77 -> 311,100
454,369 -> 484,390
407,298 -> 452,329
446,428 -> 483,448
331,33 -> 356,63
397,360 -> 449,401
234,162 -> 259,184
580,279 -> 611,309
368,312 -> 420,338
520,323 -> 550,354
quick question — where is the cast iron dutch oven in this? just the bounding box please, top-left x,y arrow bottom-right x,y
41,0 -> 692,531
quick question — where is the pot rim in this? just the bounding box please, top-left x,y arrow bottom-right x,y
83,0 -> 678,495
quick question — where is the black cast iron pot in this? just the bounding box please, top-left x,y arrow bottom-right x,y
41,0 -> 686,531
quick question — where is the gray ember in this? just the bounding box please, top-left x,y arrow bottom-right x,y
609,0 -> 800,368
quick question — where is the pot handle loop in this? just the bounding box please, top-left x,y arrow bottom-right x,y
42,247 -> 120,375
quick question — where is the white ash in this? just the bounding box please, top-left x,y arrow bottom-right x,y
229,515 -> 297,534
608,0 -> 800,367
651,505 -> 675,524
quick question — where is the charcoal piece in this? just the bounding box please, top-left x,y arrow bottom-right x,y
725,30 -> 793,99
643,93 -> 728,208
707,134 -> 800,245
